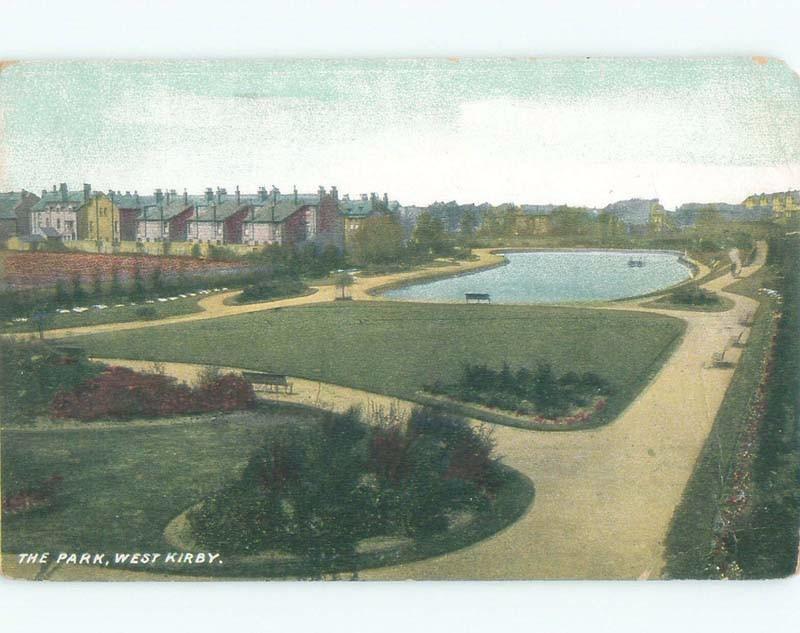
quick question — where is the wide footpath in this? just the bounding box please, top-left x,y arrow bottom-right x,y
15,245 -> 766,579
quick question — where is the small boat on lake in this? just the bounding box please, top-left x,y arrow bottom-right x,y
628,258 -> 645,267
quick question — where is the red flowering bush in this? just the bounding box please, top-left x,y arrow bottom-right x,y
198,374 -> 257,412
50,366 -> 255,421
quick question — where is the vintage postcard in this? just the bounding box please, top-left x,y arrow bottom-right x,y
0,57 -> 797,581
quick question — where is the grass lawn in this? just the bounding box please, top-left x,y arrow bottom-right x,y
1,404 -> 533,579
1,406 -> 320,557
66,302 -> 685,428
0,295 -> 204,333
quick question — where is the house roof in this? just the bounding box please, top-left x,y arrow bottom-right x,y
31,191 -> 87,211
248,200 -> 310,223
339,198 -> 378,218
0,191 -> 39,219
137,201 -> 194,221
0,194 -> 21,220
190,200 -> 251,222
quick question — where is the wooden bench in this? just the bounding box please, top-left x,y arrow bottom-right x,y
465,292 -> 491,304
241,371 -> 294,394
730,330 -> 747,348
711,349 -> 733,368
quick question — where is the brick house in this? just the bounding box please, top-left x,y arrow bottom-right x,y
135,189 -> 195,241
187,188 -> 251,244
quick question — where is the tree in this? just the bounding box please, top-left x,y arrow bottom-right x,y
459,210 -> 477,244
350,215 -> 405,265
71,274 -> 87,305
91,272 -> 104,301
412,211 -> 448,256
109,267 -> 123,298
54,278 -> 70,306
129,265 -> 146,301
334,272 -> 354,300
149,267 -> 164,296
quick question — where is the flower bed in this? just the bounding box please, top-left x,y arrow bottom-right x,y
1,251 -> 246,289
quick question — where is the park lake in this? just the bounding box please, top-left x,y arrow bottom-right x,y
381,250 -> 693,304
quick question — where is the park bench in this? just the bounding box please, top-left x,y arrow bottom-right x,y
241,371 -> 294,394
465,292 -> 491,304
711,348 -> 733,368
730,330 -> 747,348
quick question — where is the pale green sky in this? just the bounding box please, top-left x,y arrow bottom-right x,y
1,58 -> 798,208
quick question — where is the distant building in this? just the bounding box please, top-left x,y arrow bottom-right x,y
77,191 -> 121,241
742,190 -> 800,221
674,202 -> 771,227
135,191 -> 195,242
241,185 -> 342,248
27,183 -> 89,241
186,188 -> 251,244
603,198 -> 662,227
0,190 -> 39,240
339,193 -> 385,247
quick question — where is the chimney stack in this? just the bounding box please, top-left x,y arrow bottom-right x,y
155,188 -> 164,204
83,183 -> 91,202
331,186 -> 338,202
60,183 -> 68,202
183,188 -> 188,205
42,189 -> 47,198
235,185 -> 241,205
383,192 -> 389,206
293,185 -> 298,204
361,193 -> 368,201
134,191 -> 140,207
318,185 -> 326,199
205,187 -> 214,203
258,186 -> 267,202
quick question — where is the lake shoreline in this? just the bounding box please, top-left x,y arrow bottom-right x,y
380,248 -> 694,305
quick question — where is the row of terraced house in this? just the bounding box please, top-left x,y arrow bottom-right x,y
1,183 -> 399,250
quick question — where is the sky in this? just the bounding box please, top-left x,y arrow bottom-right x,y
0,57 -> 798,210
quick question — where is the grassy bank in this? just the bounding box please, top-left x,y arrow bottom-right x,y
663,236 -> 799,579
65,302 -> 684,430
0,295 -> 205,334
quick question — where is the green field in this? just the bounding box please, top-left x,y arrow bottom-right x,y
1,295 -> 204,333
66,301 -> 685,427
1,406 -> 320,556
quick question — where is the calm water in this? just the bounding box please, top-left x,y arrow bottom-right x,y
382,251 -> 692,304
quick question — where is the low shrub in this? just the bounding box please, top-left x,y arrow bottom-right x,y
668,284 -> 721,306
189,407 -> 503,575
49,366 -> 255,421
135,306 -> 158,319
237,276 -> 307,303
427,361 -> 611,419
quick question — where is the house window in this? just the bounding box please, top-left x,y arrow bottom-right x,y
57,218 -> 61,230
45,217 -> 50,227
